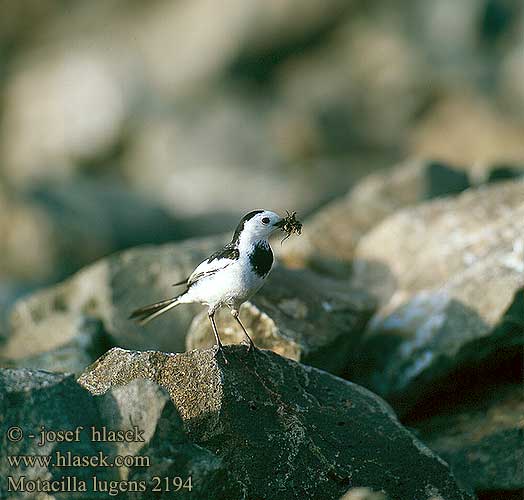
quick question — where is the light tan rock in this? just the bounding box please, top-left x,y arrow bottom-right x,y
186,265 -> 375,375
350,181 -> 524,411
409,91 -> 524,173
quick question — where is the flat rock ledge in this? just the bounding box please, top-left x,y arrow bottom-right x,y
78,346 -> 473,500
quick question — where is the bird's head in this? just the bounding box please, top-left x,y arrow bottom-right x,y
232,209 -> 284,245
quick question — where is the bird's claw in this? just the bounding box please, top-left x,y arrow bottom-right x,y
213,344 -> 228,364
242,340 -> 257,354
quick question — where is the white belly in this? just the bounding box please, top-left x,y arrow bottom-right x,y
185,259 -> 267,311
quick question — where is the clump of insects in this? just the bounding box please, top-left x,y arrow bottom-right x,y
279,211 -> 302,243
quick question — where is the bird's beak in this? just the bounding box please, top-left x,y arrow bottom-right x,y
273,218 -> 285,229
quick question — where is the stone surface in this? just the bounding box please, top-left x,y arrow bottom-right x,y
0,0 -> 352,188
352,180 -> 524,302
0,369 -> 117,499
0,179 -> 214,284
0,369 -> 184,498
126,399 -> 225,500
409,91 -> 524,170
279,159 -> 471,274
95,378 -> 173,481
122,90 -> 353,218
1,317 -> 109,374
350,181 -> 524,411
340,488 -> 387,500
415,382 -> 524,492
0,283 -> 31,340
0,185 -> 57,283
78,345 -> 473,500
276,15 -> 432,152
186,265 -> 375,375
8,235 -> 228,360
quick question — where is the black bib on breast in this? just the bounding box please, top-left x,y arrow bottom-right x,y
249,241 -> 273,278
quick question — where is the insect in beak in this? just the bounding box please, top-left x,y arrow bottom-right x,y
276,211 -> 302,244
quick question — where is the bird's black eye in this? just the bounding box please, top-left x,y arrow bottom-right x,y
262,217 -> 270,225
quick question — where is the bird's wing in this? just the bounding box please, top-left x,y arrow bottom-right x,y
177,243 -> 239,287
186,258 -> 233,286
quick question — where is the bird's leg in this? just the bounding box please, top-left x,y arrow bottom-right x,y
209,311 -> 228,364
231,309 -> 257,353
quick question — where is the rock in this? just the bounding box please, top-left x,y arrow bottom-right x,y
126,0 -> 352,98
425,161 -> 470,199
0,369 -> 117,499
122,88 -> 359,219
407,0 -> 485,69
78,345 -> 474,500
0,0 -> 64,50
501,38 -> 524,121
1,317 -> 109,374
0,0 -> 353,187
0,186 -> 57,283
0,368 -> 181,497
340,488 -> 387,500
8,236 -> 227,359
95,378 -> 172,479
350,181 -> 524,411
0,179 -> 211,284
26,179 -> 187,280
276,16 -> 433,151
486,164 -> 524,184
279,159 -> 471,273
186,265 -> 374,375
0,43 -> 132,187
409,91 -> 524,172
352,180 -> 524,303
415,382 -> 524,493
0,283 -> 31,341
126,400 -> 225,499
122,91 -> 338,218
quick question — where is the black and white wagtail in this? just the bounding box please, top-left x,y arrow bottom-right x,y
130,210 -> 301,360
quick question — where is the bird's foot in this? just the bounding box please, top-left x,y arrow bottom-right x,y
242,339 -> 258,354
213,344 -> 228,364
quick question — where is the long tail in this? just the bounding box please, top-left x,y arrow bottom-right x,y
129,296 -> 181,326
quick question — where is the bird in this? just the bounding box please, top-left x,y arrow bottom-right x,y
129,209 -> 290,361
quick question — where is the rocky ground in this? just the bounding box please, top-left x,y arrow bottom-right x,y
2,165 -> 522,500
1,1 -> 523,499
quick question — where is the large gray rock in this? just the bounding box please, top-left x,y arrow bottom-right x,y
415,382 -> 524,493
350,181 -> 524,411
352,180 -> 524,301
78,345 -> 473,500
0,368 -> 190,498
0,369 -> 117,499
186,265 -> 375,375
279,159 -> 470,274
1,317 -> 109,374
8,236 -> 227,363
0,179 -> 206,284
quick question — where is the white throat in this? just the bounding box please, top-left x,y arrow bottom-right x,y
237,230 -> 270,255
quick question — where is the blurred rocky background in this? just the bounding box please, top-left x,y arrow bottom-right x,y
1,1 -> 523,499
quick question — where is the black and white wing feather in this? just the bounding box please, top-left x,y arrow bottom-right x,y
173,243 -> 239,288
